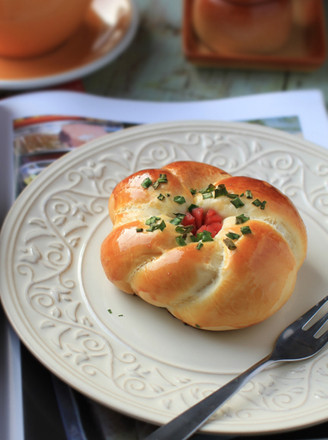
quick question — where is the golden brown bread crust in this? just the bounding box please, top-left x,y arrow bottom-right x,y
101,161 -> 307,330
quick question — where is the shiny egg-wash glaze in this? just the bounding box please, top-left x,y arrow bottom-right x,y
101,161 -> 307,331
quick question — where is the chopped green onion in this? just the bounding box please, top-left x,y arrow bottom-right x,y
200,183 -> 216,194
174,195 -> 186,204
136,228 -> 143,232
245,190 -> 253,199
226,232 -> 240,240
141,177 -> 152,188
190,188 -> 197,195
107,309 -> 112,314
175,225 -> 193,234
235,214 -> 250,224
202,192 -> 213,199
145,216 -> 161,225
196,230 -> 214,242
241,226 -> 252,235
146,220 -> 166,232
188,203 -> 199,212
158,220 -> 166,231
223,238 -> 237,250
157,193 -> 165,201
170,213 -> 185,225
145,216 -> 166,232
252,199 -> 267,210
196,242 -> 203,250
230,197 -> 244,208
176,236 -> 187,246
153,173 -> 168,189
215,184 -> 228,197
227,193 -> 239,199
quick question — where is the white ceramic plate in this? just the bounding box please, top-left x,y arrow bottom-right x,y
0,0 -> 138,90
1,121 -> 328,435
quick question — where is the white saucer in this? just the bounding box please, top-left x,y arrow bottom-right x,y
0,0 -> 139,90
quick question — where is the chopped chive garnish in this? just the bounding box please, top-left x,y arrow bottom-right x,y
190,188 -> 197,195
176,236 -> 187,246
230,197 -> 244,208
176,225 -> 194,234
240,193 -> 244,197
107,309 -> 112,314
252,199 -> 261,207
195,324 -> 201,328
223,238 -> 237,250
196,230 -> 214,242
200,183 -> 216,194
202,192 -> 213,199
170,213 -> 185,225
153,173 -> 168,189
145,216 -> 166,232
145,216 -> 161,225
188,203 -> 199,212
227,193 -> 239,199
241,226 -> 252,235
174,195 -> 186,204
146,220 -> 166,232
136,228 -> 143,232
158,173 -> 167,183
157,193 -> 165,201
215,184 -> 228,197
245,190 -> 253,199
226,232 -> 240,240
170,218 -> 180,225
166,193 -> 171,197
141,177 -> 152,188
196,242 -> 203,250
252,199 -> 267,209
236,214 -> 250,224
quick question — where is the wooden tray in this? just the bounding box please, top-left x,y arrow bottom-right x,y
183,0 -> 327,71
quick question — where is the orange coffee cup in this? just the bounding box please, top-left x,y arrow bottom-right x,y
0,0 -> 92,58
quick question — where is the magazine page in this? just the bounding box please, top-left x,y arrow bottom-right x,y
1,88 -> 328,440
1,88 -> 328,198
1,89 -> 328,146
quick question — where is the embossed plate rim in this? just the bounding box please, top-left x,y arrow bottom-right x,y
1,121 -> 328,435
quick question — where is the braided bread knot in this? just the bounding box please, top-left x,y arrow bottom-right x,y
101,161 -> 307,330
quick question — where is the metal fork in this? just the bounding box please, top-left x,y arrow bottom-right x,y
145,296 -> 328,440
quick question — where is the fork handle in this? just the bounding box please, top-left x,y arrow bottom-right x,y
145,354 -> 275,440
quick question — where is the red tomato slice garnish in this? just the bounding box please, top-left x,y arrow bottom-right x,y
181,212 -> 196,234
182,212 -> 195,226
204,208 -> 223,225
191,207 -> 204,229
197,222 -> 222,238
180,207 -> 222,238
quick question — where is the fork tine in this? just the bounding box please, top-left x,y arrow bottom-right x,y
317,329 -> 328,348
295,295 -> 328,328
306,311 -> 328,336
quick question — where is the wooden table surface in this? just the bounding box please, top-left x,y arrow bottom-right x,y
83,0 -> 328,106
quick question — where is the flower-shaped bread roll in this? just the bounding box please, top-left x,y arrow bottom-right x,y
101,161 -> 307,330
